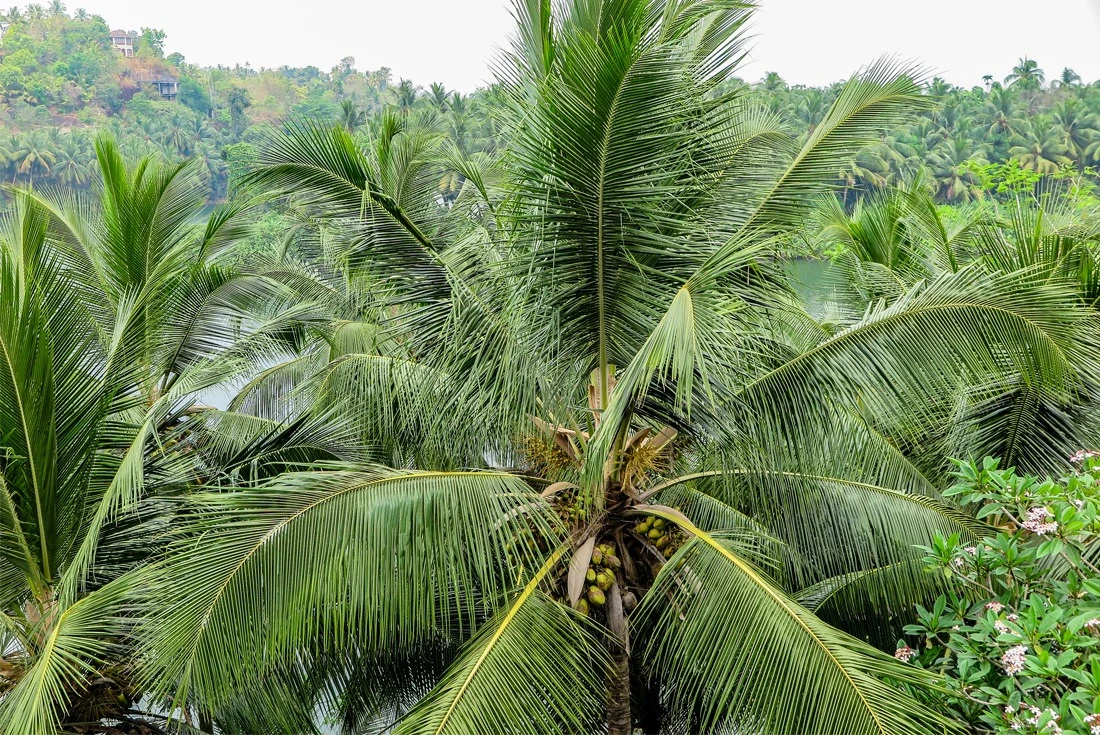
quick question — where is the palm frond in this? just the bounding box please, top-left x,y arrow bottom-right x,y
134,468 -> 563,712
394,553 -> 610,735
635,518 -> 956,735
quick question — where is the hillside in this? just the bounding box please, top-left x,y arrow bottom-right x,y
1,3 -> 1099,205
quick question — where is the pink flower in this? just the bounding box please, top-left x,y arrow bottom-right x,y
1007,614 -> 1019,622
1071,449 -> 1099,464
1083,713 -> 1100,735
1022,507 -> 1058,535
893,645 -> 914,663
994,620 -> 1011,635
986,601 -> 1005,613
1086,618 -> 1100,632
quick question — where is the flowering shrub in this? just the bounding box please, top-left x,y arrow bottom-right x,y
901,454 -> 1100,734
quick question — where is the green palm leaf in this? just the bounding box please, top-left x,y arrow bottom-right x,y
395,552 -> 611,735
636,518 -> 957,735
135,469 -> 563,711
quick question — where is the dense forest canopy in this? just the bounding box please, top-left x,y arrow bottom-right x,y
3,3 -> 1100,207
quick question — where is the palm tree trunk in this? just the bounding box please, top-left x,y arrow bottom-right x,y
608,647 -> 632,735
607,585 -> 632,735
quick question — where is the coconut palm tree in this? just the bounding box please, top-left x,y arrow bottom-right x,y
395,78 -> 420,115
9,131 -> 57,185
928,131 -> 984,202
982,84 -> 1021,138
339,99 -> 367,133
51,131 -> 93,187
428,82 -> 449,111
1004,57 -> 1045,91
1050,98 -> 1100,166
0,138 -> 338,733
1054,67 -> 1081,88
819,181 -> 1100,470
1010,127 -> 1073,173
128,2 -> 1100,734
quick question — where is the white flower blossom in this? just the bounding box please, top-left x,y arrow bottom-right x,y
1002,645 -> 1028,675
1071,449 -> 1099,464
893,645 -> 913,663
1022,507 -> 1058,535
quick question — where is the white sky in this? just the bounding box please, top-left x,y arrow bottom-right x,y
72,0 -> 1100,92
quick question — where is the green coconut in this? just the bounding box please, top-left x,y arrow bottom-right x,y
587,586 -> 606,606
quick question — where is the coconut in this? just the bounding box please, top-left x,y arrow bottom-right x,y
586,568 -> 597,583
591,548 -> 604,566
648,527 -> 662,540
587,586 -> 606,606
596,573 -> 612,591
574,598 -> 590,615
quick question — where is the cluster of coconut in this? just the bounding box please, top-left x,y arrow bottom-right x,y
574,542 -> 621,615
555,488 -> 589,525
635,514 -> 684,555
504,517 -> 553,566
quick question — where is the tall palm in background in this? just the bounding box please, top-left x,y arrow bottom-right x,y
1005,56 -> 1045,90
129,1 -> 1100,734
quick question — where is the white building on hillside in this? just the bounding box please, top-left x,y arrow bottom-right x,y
110,29 -> 135,57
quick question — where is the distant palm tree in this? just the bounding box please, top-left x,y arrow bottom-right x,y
1054,67 -> 1081,88
47,0 -> 64,16
1050,99 -> 1099,165
339,99 -> 366,132
1004,57 -> 1045,90
51,132 -> 92,186
429,81 -> 449,110
760,70 -> 787,92
395,78 -> 420,115
982,85 -> 1020,137
929,133 -> 983,202
1010,128 -> 1072,173
10,130 -> 57,184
